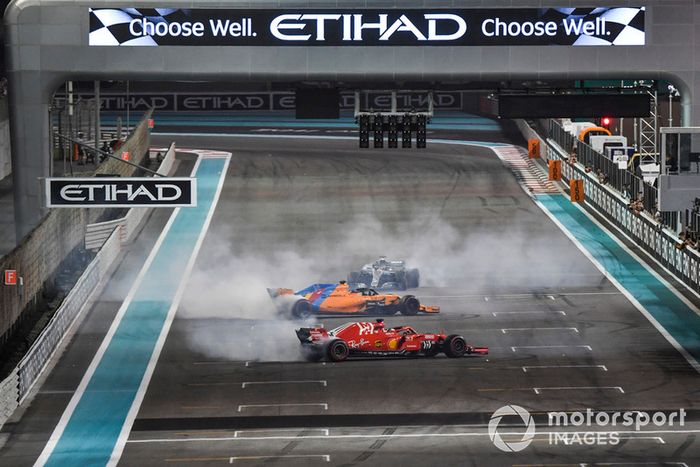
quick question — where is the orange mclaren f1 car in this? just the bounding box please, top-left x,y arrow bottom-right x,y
267,281 -> 439,319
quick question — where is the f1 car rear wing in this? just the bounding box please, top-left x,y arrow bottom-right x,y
267,287 -> 295,298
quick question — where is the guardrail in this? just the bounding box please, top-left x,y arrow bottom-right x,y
18,227 -> 121,401
0,227 -> 121,427
84,143 -> 176,250
547,119 -> 676,228
522,120 -> 700,295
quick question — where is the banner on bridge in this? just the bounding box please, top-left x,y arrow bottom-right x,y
89,7 -> 645,47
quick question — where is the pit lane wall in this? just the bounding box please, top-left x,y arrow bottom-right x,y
0,139 -> 175,429
519,120 -> 700,294
0,111 -> 152,349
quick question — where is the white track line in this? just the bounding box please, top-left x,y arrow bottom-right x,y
234,429 -> 329,438
237,403 -> 328,412
127,429 -> 700,444
533,386 -> 624,395
501,327 -> 579,334
522,365 -> 607,372
617,436 -> 665,444
241,380 -> 327,388
491,310 -> 566,316
229,455 -> 330,463
511,345 -> 592,352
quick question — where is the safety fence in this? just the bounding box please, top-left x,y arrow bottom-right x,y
547,119 -> 676,228
0,227 -> 120,426
0,110 -> 152,348
85,143 -> 176,250
521,120 -> 700,295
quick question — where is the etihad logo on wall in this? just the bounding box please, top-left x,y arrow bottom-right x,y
89,7 -> 645,47
46,177 -> 197,207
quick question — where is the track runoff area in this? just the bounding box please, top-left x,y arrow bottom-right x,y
2,121 -> 700,467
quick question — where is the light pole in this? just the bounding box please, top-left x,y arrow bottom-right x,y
668,84 -> 680,127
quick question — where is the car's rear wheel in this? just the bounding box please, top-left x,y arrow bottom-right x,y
399,296 -> 420,316
291,299 -> 313,319
444,335 -> 467,358
326,339 -> 349,362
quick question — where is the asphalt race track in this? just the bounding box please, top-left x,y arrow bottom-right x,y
2,130 -> 700,466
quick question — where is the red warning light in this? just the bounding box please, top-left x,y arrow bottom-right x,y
601,117 -> 612,127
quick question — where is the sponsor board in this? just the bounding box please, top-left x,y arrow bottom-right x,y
53,91 -> 462,112
89,8 -> 645,47
45,177 -> 196,207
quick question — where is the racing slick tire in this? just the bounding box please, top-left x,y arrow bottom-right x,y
407,269 -> 420,289
444,335 -> 467,358
291,299 -> 313,319
326,339 -> 349,362
399,296 -> 420,316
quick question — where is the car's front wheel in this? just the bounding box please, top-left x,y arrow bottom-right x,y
399,296 -> 420,316
444,335 -> 467,358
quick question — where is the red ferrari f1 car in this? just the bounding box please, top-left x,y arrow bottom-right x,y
295,319 -> 488,362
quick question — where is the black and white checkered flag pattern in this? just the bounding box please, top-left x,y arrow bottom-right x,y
89,8 -> 191,46
540,7 -> 645,45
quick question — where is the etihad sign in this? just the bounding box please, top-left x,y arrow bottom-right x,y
270,13 -> 467,42
88,7 -> 646,47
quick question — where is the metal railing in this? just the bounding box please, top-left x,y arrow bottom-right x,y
540,122 -> 699,294
547,120 -> 677,230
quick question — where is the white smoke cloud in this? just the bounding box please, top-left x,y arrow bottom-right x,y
177,208 -> 601,362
